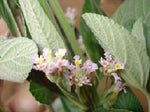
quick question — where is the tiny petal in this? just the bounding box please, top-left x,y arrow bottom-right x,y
104,51 -> 110,56
99,57 -> 109,68
31,54 -> 39,63
112,73 -> 121,83
73,55 -> 80,60
55,48 -> 67,60
73,55 -> 82,67
80,76 -> 92,86
43,48 -> 52,58
82,60 -> 98,74
115,81 -> 126,93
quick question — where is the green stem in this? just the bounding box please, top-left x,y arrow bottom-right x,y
48,0 -> 84,61
57,82 -> 88,111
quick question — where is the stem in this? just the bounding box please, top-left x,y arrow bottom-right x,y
57,82 -> 88,111
48,0 -> 84,61
140,88 -> 150,112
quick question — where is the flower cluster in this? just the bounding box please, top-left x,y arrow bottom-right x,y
99,52 -> 126,93
32,48 -> 69,75
65,55 -> 98,87
65,7 -> 77,20
32,48 -> 98,87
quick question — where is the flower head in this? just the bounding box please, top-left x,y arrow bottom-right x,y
32,54 -> 44,65
79,76 -> 92,86
55,49 -> 67,60
115,81 -> 127,93
99,57 -> 109,68
112,73 -> 121,83
82,60 -> 98,74
104,51 -> 112,62
65,7 -> 76,20
73,55 -> 82,67
43,48 -> 52,58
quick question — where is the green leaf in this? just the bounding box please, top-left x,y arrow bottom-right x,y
19,0 -> 65,52
29,80 -> 52,104
28,70 -> 63,96
94,108 -> 132,112
82,13 -> 149,89
0,37 -> 38,82
60,97 -> 82,112
113,87 -> 144,112
80,0 -> 105,74
112,0 -> 150,27
0,0 -> 21,36
131,18 -> 149,87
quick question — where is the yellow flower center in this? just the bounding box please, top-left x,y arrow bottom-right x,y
46,52 -> 51,57
37,59 -> 43,65
75,60 -> 80,67
116,64 -> 121,69
58,54 -> 62,57
75,60 -> 80,64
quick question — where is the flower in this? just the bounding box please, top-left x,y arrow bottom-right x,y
112,73 -> 121,83
79,76 -> 92,86
65,7 -> 76,20
43,48 -> 52,58
115,81 -> 127,93
44,62 -> 58,75
82,60 -> 98,74
55,48 -> 67,60
99,57 -> 109,68
104,51 -> 112,62
73,55 -> 82,67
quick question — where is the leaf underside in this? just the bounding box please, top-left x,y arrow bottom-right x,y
19,0 -> 65,53
0,37 -> 38,82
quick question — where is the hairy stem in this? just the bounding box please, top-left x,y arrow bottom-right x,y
57,81 -> 88,111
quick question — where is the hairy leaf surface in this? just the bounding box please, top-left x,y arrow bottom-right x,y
19,0 -> 65,52
0,37 -> 38,82
82,13 -> 149,89
112,0 -> 150,27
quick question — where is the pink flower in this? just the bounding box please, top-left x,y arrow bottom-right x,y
44,62 -> 58,75
55,48 -> 67,60
80,76 -> 92,86
99,57 -> 109,68
67,64 -> 75,72
57,59 -> 69,68
65,64 -> 75,79
31,54 -> 39,63
43,48 -> 52,58
104,51 -> 112,61
113,59 -> 125,70
73,55 -> 82,67
65,7 -> 76,19
33,62 -> 47,71
112,73 -> 121,83
115,81 -> 127,93
82,60 -> 98,74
